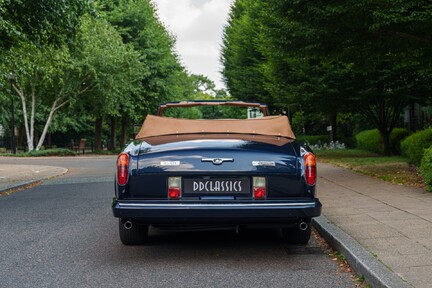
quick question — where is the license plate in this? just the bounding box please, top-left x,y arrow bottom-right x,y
184,178 -> 250,194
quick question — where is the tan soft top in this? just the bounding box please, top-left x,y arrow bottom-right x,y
135,115 -> 296,139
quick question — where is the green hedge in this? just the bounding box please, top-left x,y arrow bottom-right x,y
390,128 -> 412,155
26,149 -> 77,157
355,128 -> 410,155
420,146 -> 432,192
400,128 -> 432,166
0,148 -> 77,157
355,129 -> 382,154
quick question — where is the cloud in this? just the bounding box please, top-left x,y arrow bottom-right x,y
152,0 -> 234,89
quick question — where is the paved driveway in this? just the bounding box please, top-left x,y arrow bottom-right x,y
0,157 -> 357,287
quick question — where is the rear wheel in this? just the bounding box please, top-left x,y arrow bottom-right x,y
281,220 -> 311,245
119,219 -> 149,245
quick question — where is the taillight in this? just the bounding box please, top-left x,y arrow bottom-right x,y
253,177 -> 266,200
304,152 -> 316,186
117,153 -> 129,185
168,177 -> 182,199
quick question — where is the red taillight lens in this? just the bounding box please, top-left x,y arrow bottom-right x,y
168,187 -> 181,199
117,153 -> 129,185
168,177 -> 182,199
253,177 -> 266,200
304,152 -> 316,186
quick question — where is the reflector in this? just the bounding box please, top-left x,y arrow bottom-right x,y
253,177 -> 266,200
168,177 -> 182,199
168,187 -> 181,199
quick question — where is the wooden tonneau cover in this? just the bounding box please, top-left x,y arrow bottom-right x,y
135,115 -> 296,140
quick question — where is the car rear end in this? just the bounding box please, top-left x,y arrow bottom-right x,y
112,136 -> 321,245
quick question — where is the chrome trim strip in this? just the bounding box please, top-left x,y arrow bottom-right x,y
117,202 -> 316,208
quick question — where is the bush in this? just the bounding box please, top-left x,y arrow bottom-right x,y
355,129 -> 382,154
355,128 -> 410,155
0,148 -> 77,157
420,146 -> 432,192
389,128 -> 411,154
25,148 -> 77,157
401,128 -> 432,166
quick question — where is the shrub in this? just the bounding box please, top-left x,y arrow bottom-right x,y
5,149 -> 79,157
401,128 -> 432,166
355,128 -> 410,155
355,129 -> 382,154
26,148 -> 77,157
420,146 -> 432,192
389,128 -> 411,154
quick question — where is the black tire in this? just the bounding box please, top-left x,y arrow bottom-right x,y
119,219 -> 149,245
281,221 -> 312,245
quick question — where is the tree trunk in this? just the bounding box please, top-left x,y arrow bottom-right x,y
14,86 -> 32,151
30,86 -> 35,151
379,129 -> 391,156
18,125 -> 25,149
120,116 -> 128,147
95,117 -> 103,151
34,129 -> 39,149
36,99 -> 58,151
108,116 -> 116,151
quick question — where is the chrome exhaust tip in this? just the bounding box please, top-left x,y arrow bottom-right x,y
124,221 -> 133,230
299,222 -> 308,231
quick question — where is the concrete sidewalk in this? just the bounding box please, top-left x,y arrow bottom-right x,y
0,161 -> 430,287
0,164 -> 67,192
317,162 -> 432,288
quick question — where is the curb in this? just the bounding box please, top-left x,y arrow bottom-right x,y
0,179 -> 43,194
313,215 -> 412,288
0,167 -> 68,194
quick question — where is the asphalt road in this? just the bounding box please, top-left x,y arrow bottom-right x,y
0,157 -> 357,288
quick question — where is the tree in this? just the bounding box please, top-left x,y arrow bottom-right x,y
222,0 -> 432,154
221,0 -> 270,104
5,43 -> 75,151
72,15 -> 144,151
254,0 -> 355,139
105,0 -> 191,147
270,0 -> 432,154
1,0 -> 93,151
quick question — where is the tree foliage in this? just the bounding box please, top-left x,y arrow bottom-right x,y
0,0 -> 93,49
222,0 -> 432,155
0,0 -> 92,151
107,0 -> 185,116
73,15 -> 144,118
1,0 -> 194,151
221,0 -> 270,105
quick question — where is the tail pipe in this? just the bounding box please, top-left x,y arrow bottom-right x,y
299,221 -> 308,231
124,220 -> 133,230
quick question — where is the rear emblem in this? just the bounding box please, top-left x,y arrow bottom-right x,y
202,158 -> 234,165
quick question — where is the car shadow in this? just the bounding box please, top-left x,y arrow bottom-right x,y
109,227 -> 325,265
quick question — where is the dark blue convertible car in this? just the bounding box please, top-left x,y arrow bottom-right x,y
112,101 -> 321,245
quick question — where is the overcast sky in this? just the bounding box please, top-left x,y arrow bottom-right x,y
151,0 -> 234,90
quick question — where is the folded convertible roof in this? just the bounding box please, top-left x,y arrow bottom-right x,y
135,115 -> 296,140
